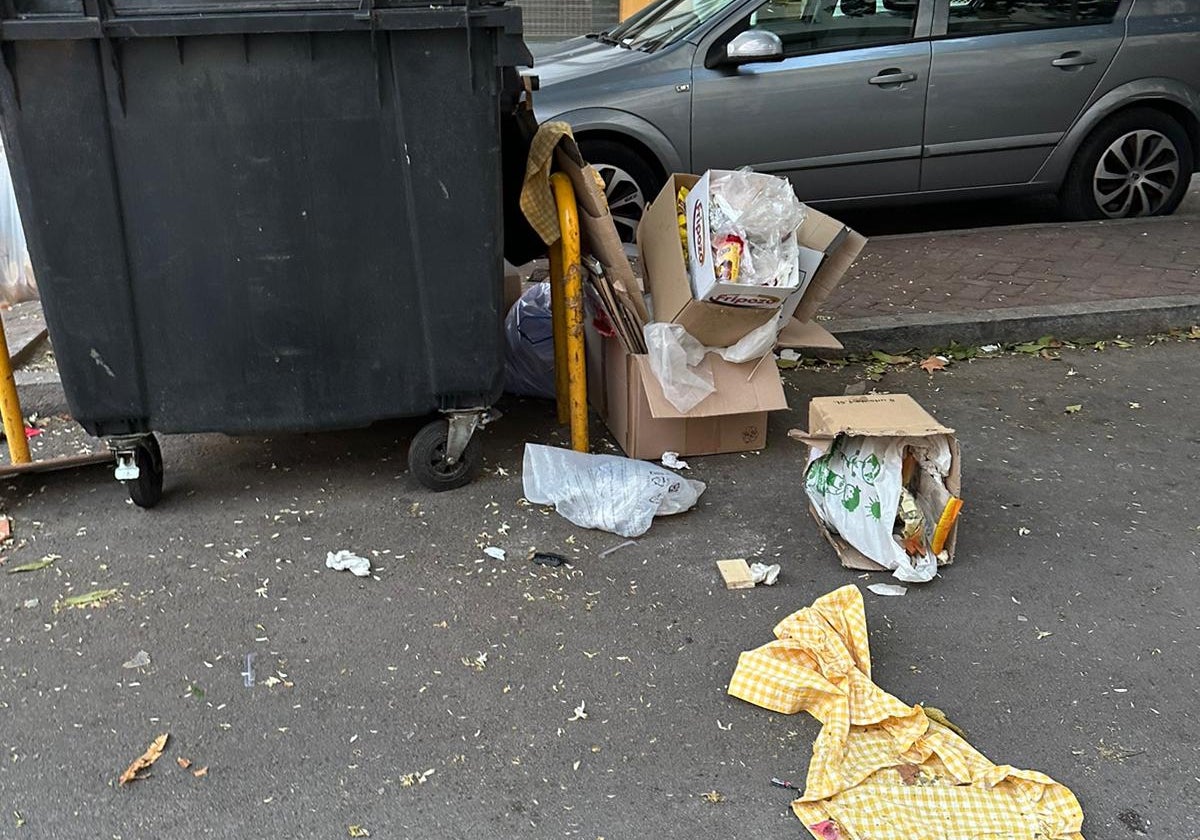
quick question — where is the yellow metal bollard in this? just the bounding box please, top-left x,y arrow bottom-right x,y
0,314 -> 31,465
549,172 -> 588,453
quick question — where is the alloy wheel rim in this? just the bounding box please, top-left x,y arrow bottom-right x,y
1092,129 -> 1180,218
593,163 -> 646,250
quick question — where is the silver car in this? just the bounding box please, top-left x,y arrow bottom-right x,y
531,0 -> 1200,244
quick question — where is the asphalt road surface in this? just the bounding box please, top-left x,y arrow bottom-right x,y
1,338 -> 1197,839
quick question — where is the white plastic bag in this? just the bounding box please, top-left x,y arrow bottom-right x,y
504,281 -> 556,399
707,169 -> 807,289
522,444 -> 706,538
805,435 -> 952,583
643,322 -> 715,413
715,312 -> 784,364
0,137 -> 37,304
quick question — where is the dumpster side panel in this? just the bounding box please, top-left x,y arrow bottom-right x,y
1,21 -> 511,436
0,40 -> 150,434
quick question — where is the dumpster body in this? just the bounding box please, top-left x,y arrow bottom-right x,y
0,0 -> 532,500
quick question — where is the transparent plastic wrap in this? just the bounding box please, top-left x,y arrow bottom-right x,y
522,444 -> 706,538
643,322 -> 715,413
707,169 -> 807,288
503,281 -> 555,399
0,137 -> 37,304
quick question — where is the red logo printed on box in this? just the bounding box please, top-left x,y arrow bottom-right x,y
692,200 -> 706,266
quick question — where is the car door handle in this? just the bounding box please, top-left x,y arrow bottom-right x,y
869,69 -> 917,85
1051,51 -> 1097,68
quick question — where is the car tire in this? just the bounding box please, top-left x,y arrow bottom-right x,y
577,138 -> 661,248
1060,107 -> 1194,221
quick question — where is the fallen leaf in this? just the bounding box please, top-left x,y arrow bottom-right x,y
700,790 -> 725,804
5,554 -> 58,574
870,350 -> 912,365
1113,339 -> 1134,348
348,826 -> 370,838
57,587 -> 119,610
919,356 -> 947,373
1188,325 -> 1200,340
1064,404 -> 1082,415
192,766 -> 208,778
176,757 -> 192,769
118,733 -> 168,786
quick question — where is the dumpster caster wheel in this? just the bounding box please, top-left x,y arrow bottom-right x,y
408,420 -> 482,492
123,436 -> 164,509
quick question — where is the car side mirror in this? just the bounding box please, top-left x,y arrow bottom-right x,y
724,30 -> 784,65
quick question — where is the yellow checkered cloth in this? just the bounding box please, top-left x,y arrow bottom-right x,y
728,585 -> 1085,840
519,121 -> 576,246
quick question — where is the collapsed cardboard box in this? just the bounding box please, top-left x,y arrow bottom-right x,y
639,173 -> 867,349
791,394 -> 961,574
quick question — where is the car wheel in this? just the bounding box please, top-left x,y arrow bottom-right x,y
577,138 -> 661,251
1060,107 -> 1194,221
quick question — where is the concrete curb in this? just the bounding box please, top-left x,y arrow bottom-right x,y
866,212 -> 1194,243
828,294 -> 1200,353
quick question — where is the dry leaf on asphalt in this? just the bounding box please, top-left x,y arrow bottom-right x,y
348,826 -> 370,838
700,790 -> 725,804
1064,404 -> 1082,415
57,588 -> 119,611
118,733 -> 168,786
870,350 -> 912,365
5,555 -> 58,574
192,766 -> 208,778
919,356 -> 947,374
176,757 -> 191,769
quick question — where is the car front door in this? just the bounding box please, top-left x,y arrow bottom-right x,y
690,0 -> 933,202
920,0 -> 1128,190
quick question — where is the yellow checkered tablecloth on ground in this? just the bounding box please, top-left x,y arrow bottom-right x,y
728,585 -> 1085,840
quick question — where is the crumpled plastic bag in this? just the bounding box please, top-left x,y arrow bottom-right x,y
504,281 -> 556,399
708,169 -> 807,289
643,322 -> 715,413
0,136 -> 37,304
805,435 -> 953,583
522,444 -> 706,538
714,312 -> 784,364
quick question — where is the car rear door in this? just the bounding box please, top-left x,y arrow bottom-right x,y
690,0 -> 934,202
920,0 -> 1129,191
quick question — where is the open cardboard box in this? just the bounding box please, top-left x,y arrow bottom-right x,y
791,394 -> 961,571
639,173 -> 866,349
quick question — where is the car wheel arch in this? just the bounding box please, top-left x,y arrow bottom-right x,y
542,107 -> 684,176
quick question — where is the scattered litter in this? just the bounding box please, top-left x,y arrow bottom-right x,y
749,562 -> 781,586
122,650 -> 151,669
56,588 -> 119,611
22,598 -> 38,609
348,826 -> 371,838
1064,404 -> 1082,415
568,701 -> 588,722
23,427 -> 41,439
598,539 -> 636,559
325,550 -> 371,577
461,652 -> 488,671
192,766 -> 208,779
118,733 -> 169,786
483,546 -> 506,562
5,554 -> 57,574
242,653 -> 256,688
399,769 -> 434,787
771,777 -> 803,793
176,757 -> 191,770
809,819 -> 841,840
530,551 -> 567,567
660,451 -> 689,470
867,583 -> 907,597
779,349 -> 802,363
979,344 -> 1001,353
643,322 -> 715,413
729,586 -> 1084,838
0,515 -> 11,542
523,444 -> 705,538
717,559 -> 755,590
700,790 -> 725,804
1018,527 -> 1031,537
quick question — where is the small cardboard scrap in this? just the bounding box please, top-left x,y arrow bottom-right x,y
717,558 -> 755,590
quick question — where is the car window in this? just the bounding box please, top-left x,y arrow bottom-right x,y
946,0 -> 1120,35
748,0 -> 919,56
608,0 -> 741,51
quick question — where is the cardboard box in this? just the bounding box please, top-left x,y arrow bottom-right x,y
792,394 -> 961,572
639,173 -> 867,349
587,327 -> 787,460
684,169 -> 825,308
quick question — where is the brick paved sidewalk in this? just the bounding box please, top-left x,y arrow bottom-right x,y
824,216 -> 1199,322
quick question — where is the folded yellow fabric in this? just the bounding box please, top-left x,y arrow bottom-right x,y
728,585 -> 1085,840
519,121 -> 576,245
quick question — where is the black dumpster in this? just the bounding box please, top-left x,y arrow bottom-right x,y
0,0 -> 533,503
